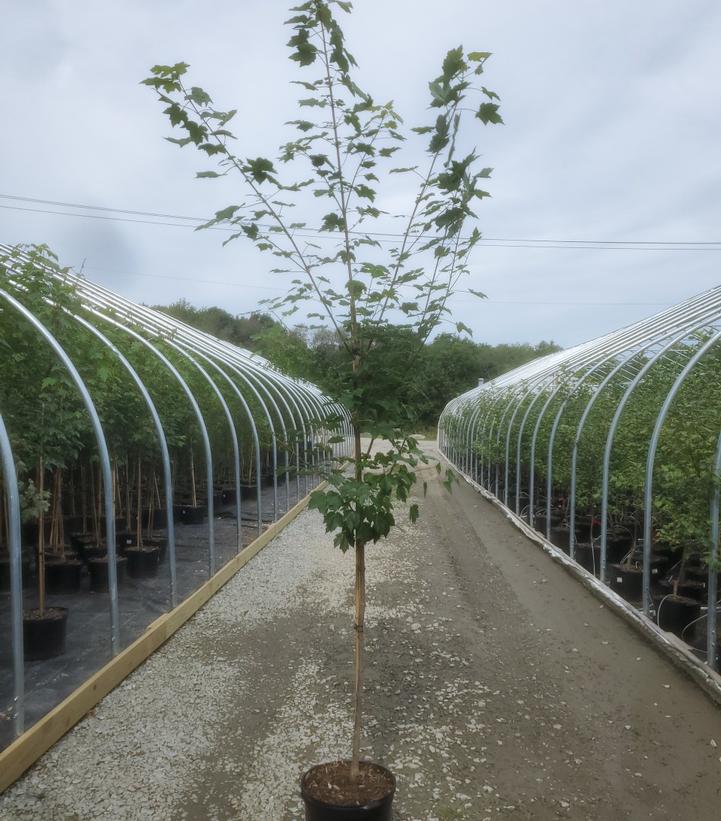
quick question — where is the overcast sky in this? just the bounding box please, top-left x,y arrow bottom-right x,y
2,0 -> 720,347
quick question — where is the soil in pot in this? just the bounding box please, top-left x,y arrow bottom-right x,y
23,607 -> 68,660
88,556 -> 127,592
125,545 -> 160,578
301,760 -> 395,821
44,558 -> 83,594
654,593 -> 701,636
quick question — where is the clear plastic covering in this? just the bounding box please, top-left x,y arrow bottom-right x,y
439,284 -> 721,669
0,244 -> 351,750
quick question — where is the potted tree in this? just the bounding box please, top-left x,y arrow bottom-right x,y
144,1 -> 501,814
0,245 -> 91,659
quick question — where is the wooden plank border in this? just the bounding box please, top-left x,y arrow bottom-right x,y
0,485 -> 323,794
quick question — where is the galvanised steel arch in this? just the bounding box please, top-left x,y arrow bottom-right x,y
0,243 -> 350,750
439,283 -> 721,673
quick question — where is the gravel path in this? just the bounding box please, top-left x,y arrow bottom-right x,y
2,448 -> 721,819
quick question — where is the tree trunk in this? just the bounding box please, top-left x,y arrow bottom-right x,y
190,445 -> 197,508
136,458 -> 143,548
350,539 -> 366,779
37,457 -> 46,616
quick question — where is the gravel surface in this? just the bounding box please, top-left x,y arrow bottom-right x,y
3,447 -> 721,819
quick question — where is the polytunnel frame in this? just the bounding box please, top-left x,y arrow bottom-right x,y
56,268 -> 351,509
66,278 -> 283,527
0,288 -> 120,739
0,245 -> 353,751
471,290 -> 719,544
438,282 -> 721,677
85,307 -> 219,576
0,411 -> 24,737
70,313 -> 179,607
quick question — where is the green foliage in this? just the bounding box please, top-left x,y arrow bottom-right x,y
144,0 -> 503,553
153,300 -> 277,350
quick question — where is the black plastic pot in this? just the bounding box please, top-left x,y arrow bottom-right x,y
550,525 -> 571,552
147,508 -> 172,528
300,761 -> 395,821
573,542 -> 601,574
175,504 -> 207,525
23,607 -> 68,660
125,546 -> 160,578
116,530 -> 137,551
659,578 -> 706,602
70,531 -> 96,552
0,556 -> 33,590
45,558 -> 83,594
88,556 -> 127,592
609,563 -> 643,599
653,593 -> 701,636
221,487 -> 238,505
144,536 -> 167,563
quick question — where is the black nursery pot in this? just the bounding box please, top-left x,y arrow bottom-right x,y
44,558 -> 83,594
300,761 -> 395,821
659,578 -> 707,602
23,607 -> 68,660
573,542 -> 601,574
125,546 -> 160,578
144,536 -> 167,563
654,594 -> 700,636
88,556 -> 127,592
0,556 -> 33,590
609,563 -> 643,600
175,504 -> 207,525
550,525 -> 571,552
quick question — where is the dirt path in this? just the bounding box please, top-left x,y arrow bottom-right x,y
2,448 -> 721,819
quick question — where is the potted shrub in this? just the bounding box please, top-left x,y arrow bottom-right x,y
144,1 -> 501,813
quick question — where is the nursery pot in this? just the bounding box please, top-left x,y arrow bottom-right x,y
125,545 -> 160,578
300,761 -> 395,821
23,607 -> 68,660
609,563 -> 643,600
653,593 -> 701,636
116,530 -> 136,552
659,578 -> 706,602
175,504 -> 207,525
45,558 -> 83,594
574,542 -> 601,574
88,556 -> 127,592
0,556 -> 33,590
550,525 -> 571,552
145,536 -> 167,563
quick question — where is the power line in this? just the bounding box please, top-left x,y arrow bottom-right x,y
2,193 -> 721,251
79,264 -> 671,307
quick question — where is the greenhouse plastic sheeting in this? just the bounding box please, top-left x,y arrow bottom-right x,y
439,283 -> 721,671
0,244 -> 351,751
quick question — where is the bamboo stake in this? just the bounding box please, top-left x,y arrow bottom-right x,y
37,457 -> 45,617
136,458 -> 142,548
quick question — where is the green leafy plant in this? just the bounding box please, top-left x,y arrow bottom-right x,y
143,0 -> 501,785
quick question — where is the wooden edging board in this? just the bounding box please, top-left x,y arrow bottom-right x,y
0,484 -> 323,794
438,452 -> 721,708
